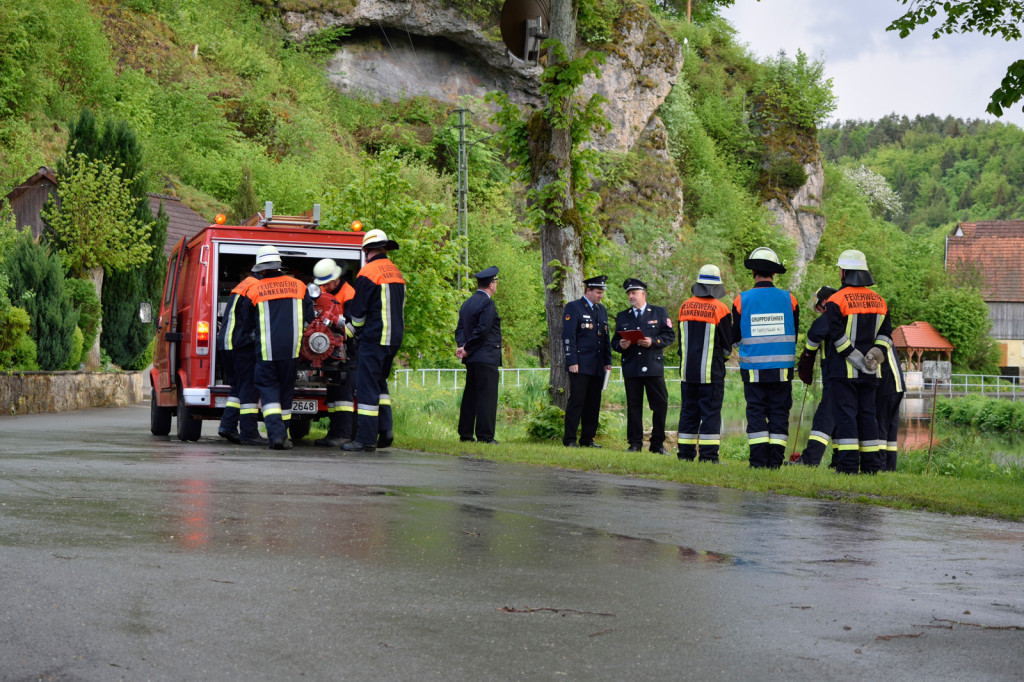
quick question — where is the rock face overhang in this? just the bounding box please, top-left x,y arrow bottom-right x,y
282,0 -> 683,153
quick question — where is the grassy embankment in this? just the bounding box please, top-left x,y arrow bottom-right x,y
308,375 -> 1024,522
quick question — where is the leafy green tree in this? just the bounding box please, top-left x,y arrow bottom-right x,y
922,286 -> 999,371
887,1 -> 1024,117
320,148 -> 465,367
2,234 -> 78,370
44,152 -> 151,368
487,33 -> 611,404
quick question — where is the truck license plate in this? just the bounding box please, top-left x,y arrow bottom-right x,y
291,400 -> 318,414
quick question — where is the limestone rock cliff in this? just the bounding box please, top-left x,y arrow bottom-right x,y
281,0 -> 681,154
764,157 -> 827,285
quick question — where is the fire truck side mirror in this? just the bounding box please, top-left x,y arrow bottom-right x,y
139,302 -> 153,324
307,283 -> 322,300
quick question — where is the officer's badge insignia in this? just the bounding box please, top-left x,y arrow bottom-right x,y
565,315 -> 571,321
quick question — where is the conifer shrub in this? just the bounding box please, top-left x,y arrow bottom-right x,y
2,235 -> 79,370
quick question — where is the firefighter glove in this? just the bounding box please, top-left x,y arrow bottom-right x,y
797,349 -> 816,385
847,349 -> 869,373
864,347 -> 885,373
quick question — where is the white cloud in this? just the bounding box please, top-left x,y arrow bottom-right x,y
720,0 -> 1024,128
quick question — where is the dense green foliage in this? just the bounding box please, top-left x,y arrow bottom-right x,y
935,395 -> 1024,434
2,234 -> 79,370
819,115 -> 1024,231
0,273 -> 37,371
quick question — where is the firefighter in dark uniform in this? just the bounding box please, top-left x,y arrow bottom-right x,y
824,249 -> 892,474
732,247 -> 799,468
343,229 -> 406,453
311,258 -> 355,448
676,265 -> 733,462
877,331 -> 906,472
243,245 -> 315,450
455,266 -> 502,444
562,275 -> 612,448
612,278 -> 675,454
217,272 -> 266,445
796,286 -> 837,466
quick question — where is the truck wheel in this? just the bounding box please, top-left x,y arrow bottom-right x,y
176,388 -> 202,442
289,416 -> 312,442
151,387 -> 172,436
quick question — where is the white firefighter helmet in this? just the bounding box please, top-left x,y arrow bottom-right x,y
744,246 -> 786,274
837,249 -> 875,286
252,245 -> 282,272
361,228 -> 399,251
312,258 -> 343,285
692,264 -> 726,298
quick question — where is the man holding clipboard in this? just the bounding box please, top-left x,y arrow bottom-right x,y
612,278 -> 675,454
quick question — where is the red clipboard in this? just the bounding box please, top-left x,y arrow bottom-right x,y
618,329 -> 647,343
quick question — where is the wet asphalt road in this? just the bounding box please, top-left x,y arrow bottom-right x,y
1,405 -> 1022,681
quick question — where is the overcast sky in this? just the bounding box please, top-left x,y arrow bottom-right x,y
719,0 -> 1024,129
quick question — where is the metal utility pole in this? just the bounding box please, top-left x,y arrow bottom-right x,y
456,108 -> 469,289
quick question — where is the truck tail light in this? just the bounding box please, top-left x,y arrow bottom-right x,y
196,320 -> 210,356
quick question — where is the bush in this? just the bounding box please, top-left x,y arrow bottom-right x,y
525,404 -> 566,441
63,277 -> 101,353
61,325 -> 84,370
2,234 -> 79,370
0,276 -> 37,370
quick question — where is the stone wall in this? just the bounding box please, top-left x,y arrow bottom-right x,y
0,371 -> 145,416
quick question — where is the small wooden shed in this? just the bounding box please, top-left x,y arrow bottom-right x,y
892,321 -> 954,371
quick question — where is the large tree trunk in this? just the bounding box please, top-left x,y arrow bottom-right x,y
533,0 -> 582,409
86,266 -> 104,370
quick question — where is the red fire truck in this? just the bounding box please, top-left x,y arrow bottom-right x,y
148,203 -> 364,441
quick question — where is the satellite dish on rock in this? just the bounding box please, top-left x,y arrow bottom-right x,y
500,0 -> 550,64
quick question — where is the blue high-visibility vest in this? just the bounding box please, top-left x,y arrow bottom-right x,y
738,287 -> 796,371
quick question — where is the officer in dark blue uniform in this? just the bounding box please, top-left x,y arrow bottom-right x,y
562,275 -> 612,447
797,285 -> 837,466
731,247 -> 799,468
455,266 -> 502,444
612,278 -> 675,454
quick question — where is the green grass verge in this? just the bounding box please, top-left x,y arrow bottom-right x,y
305,379 -> 1024,522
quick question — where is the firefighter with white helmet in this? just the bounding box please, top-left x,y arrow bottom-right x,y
342,229 -> 406,452
243,245 -> 315,450
311,258 -> 358,447
216,267 -> 265,446
676,264 -> 733,462
822,249 -> 893,474
731,247 -> 799,468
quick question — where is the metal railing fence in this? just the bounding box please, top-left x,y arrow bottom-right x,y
392,367 -> 1024,400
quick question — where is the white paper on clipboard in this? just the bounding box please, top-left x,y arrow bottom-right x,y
603,368 -> 611,390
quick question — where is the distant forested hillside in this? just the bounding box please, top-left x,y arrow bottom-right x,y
820,115 -> 1024,232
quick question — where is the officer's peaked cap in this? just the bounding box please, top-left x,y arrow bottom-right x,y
744,246 -> 786,274
361,228 -> 399,252
623,278 -> 647,291
474,265 -> 499,283
583,275 -> 608,289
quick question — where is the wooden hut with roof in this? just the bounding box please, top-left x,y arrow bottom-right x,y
892,321 -> 954,371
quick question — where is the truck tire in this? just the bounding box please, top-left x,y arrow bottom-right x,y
151,387 -> 172,436
289,415 -> 312,442
176,388 -> 202,442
